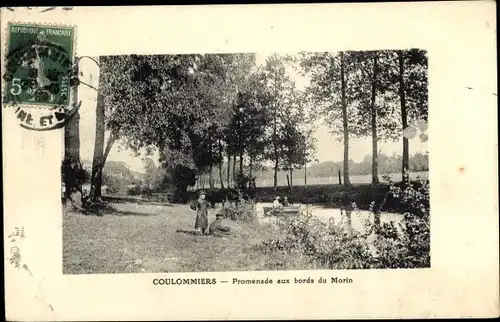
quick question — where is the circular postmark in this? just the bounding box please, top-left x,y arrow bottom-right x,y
2,23 -> 79,131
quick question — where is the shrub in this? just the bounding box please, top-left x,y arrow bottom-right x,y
127,185 -> 142,196
261,172 -> 430,269
219,199 -> 257,222
261,211 -> 377,269
374,173 -> 430,268
234,173 -> 252,190
61,159 -> 90,189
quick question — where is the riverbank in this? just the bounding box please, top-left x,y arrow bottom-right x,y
63,202 -> 309,274
130,181 -> 426,213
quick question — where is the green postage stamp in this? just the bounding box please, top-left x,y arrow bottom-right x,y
3,22 -> 77,130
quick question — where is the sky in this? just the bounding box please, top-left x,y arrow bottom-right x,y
77,53 -> 428,173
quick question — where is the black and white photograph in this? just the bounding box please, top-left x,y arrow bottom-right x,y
3,3 -> 498,321
61,50 -> 429,274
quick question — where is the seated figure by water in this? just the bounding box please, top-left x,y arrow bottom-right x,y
209,213 -> 231,237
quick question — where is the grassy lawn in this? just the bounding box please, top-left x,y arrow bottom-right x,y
63,202 -> 286,274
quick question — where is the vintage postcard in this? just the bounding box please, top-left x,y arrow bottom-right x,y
2,2 -> 498,321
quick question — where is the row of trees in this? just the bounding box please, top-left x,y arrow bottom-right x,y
299,49 -> 428,185
63,53 -> 315,204
196,152 -> 428,188
62,49 -> 427,206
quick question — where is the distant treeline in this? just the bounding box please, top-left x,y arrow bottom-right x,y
201,152 -> 428,186
263,152 -> 428,179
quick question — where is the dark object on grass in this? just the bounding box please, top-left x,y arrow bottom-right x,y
209,213 -> 231,237
189,200 -> 197,211
175,229 -> 201,236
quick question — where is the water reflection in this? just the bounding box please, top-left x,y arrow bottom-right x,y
255,202 -> 404,233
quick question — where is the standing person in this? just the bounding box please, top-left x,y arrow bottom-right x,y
283,196 -> 289,207
194,191 -> 209,235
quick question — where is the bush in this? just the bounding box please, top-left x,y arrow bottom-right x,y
219,199 -> 257,222
127,185 -> 142,196
374,174 -> 430,268
261,173 -> 430,269
234,173 -> 252,190
61,159 -> 90,191
261,211 -> 377,269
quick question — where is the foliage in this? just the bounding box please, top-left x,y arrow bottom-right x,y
61,158 -> 90,192
261,172 -> 430,269
98,160 -> 143,194
403,119 -> 429,143
261,54 -> 309,186
375,173 -> 430,268
298,49 -> 428,185
234,173 -> 252,190
166,165 -> 197,193
299,51 -> 359,138
218,199 -> 257,222
261,212 -> 377,269
127,185 -> 142,196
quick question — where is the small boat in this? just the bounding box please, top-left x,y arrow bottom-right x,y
263,205 -> 301,217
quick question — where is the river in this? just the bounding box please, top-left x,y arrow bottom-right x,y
255,202 -> 405,233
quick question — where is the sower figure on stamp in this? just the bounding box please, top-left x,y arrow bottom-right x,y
194,191 -> 209,235
209,213 -> 231,237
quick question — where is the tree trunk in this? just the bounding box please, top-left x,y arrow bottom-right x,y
89,72 -> 105,201
218,162 -> 224,189
209,164 -> 213,189
249,153 -> 253,179
273,78 -> 278,191
304,162 -> 307,187
63,60 -> 82,204
91,131 -> 118,201
239,123 -> 243,177
274,158 -> 278,190
286,174 -> 290,188
232,154 -> 237,185
370,54 -> 380,185
218,139 -> 224,189
340,52 -> 351,186
398,51 -> 409,184
289,169 -> 293,188
226,153 -> 231,187
239,153 -> 243,177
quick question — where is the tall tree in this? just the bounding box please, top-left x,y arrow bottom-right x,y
299,52 -> 358,186
397,50 -> 409,183
262,54 -> 295,190
87,55 -> 142,201
339,52 -> 351,185
370,53 -> 380,184
279,85 -> 309,188
63,60 -> 82,204
88,57 -> 105,201
123,53 -> 255,191
349,50 -> 400,185
398,49 -> 428,180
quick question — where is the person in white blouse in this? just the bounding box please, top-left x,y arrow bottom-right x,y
273,196 -> 281,208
